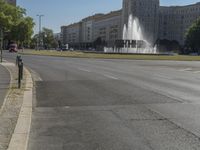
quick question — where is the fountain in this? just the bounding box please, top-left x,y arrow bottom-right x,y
104,15 -> 157,54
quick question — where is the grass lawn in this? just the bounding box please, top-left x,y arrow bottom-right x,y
18,49 -> 200,61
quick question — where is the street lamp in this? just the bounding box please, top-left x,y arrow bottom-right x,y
36,14 -> 44,50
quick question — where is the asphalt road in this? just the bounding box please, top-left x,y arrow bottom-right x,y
4,52 -> 200,150
0,64 -> 10,108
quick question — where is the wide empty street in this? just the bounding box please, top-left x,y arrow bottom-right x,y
5,53 -> 200,150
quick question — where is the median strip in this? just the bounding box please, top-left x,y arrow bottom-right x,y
19,50 -> 200,61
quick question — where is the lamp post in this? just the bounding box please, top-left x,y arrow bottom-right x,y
0,28 -> 3,63
37,14 -> 44,50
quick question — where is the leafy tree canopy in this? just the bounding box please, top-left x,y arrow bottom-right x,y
42,27 -> 58,49
185,18 -> 200,53
31,28 -> 58,49
0,0 -> 35,47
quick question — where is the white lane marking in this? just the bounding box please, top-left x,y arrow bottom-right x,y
78,68 -> 91,72
179,68 -> 192,71
103,74 -> 118,80
64,106 -> 70,109
193,71 -> 200,74
153,74 -> 172,80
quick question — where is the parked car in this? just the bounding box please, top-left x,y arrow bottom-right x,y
9,43 -> 18,52
62,44 -> 69,51
69,48 -> 74,51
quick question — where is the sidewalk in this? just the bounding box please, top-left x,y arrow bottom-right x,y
0,62 -> 33,150
0,62 -> 23,150
0,65 -> 10,108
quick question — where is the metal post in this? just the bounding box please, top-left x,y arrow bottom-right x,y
37,15 -> 44,50
18,62 -> 22,88
18,69 -> 21,88
39,16 -> 41,50
16,55 -> 21,66
0,28 -> 3,63
20,61 -> 23,80
17,56 -> 23,88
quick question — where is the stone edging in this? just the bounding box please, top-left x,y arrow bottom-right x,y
1,63 -> 33,150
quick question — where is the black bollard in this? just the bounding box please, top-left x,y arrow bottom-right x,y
18,63 -> 21,88
16,55 -> 21,66
17,57 -> 23,88
20,61 -> 23,80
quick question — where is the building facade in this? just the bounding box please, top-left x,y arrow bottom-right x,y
61,12 -> 121,48
61,22 -> 82,48
123,0 -> 200,45
122,0 -> 159,44
81,14 -> 104,44
61,0 -> 200,49
93,10 -> 122,46
159,2 -> 200,45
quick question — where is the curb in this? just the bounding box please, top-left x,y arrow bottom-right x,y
0,62 -> 13,115
19,51 -> 200,62
6,66 -> 33,150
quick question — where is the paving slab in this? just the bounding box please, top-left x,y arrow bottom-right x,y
0,65 -> 10,108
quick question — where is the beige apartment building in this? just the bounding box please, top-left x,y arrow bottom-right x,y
61,0 -> 200,49
61,22 -> 82,47
61,11 -> 122,48
81,14 -> 104,44
93,10 -> 122,47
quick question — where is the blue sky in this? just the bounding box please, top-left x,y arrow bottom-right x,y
17,0 -> 200,33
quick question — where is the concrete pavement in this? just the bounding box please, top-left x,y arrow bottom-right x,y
4,52 -> 200,150
0,64 -> 10,108
0,61 -> 33,150
8,67 -> 33,150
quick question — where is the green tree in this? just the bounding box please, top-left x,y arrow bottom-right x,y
0,0 -> 27,32
0,0 -> 34,48
0,0 -> 14,31
157,39 -> 180,52
51,40 -> 58,49
185,18 -> 200,54
41,28 -> 58,49
0,0 -> 13,61
30,34 -> 38,49
11,17 -> 35,47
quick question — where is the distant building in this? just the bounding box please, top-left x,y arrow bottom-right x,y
93,10 -> 122,47
61,11 -> 121,49
81,14 -> 104,43
61,14 -> 104,48
123,0 -> 200,45
159,2 -> 200,45
5,0 -> 16,6
61,22 -> 82,49
122,0 -> 159,44
61,0 -> 200,49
